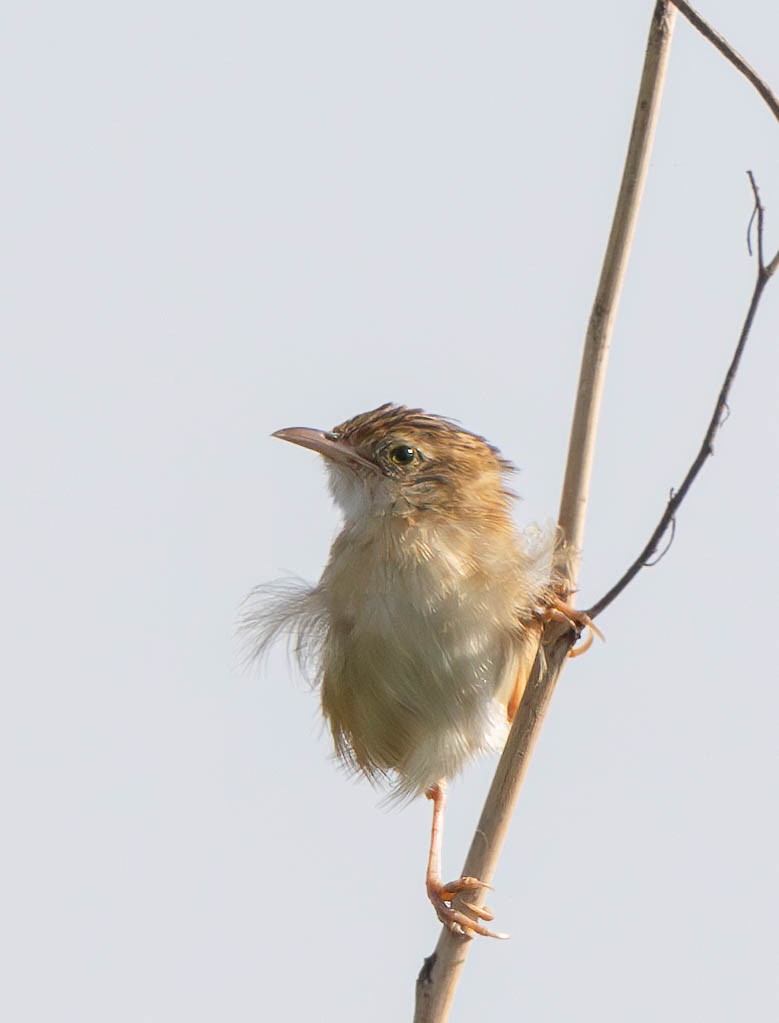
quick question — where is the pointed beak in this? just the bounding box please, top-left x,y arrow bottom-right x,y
272,427 -> 378,472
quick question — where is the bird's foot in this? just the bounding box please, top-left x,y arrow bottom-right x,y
538,598 -> 604,657
426,876 -> 508,939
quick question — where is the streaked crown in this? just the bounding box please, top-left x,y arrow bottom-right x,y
275,403 -> 518,522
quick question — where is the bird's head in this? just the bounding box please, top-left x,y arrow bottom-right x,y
273,403 -> 516,524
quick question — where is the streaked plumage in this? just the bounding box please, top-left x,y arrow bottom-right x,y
244,404 -> 556,798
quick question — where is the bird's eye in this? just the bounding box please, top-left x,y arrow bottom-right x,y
389,444 -> 417,467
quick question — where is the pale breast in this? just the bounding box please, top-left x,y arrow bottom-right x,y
318,517 -> 537,796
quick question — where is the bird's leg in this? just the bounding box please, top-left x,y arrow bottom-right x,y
538,597 -> 604,657
424,781 -> 507,939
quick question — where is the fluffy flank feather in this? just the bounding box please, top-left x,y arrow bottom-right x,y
516,521 -> 564,616
239,579 -> 329,684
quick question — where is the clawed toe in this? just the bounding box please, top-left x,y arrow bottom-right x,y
440,876 -> 492,897
460,900 -> 495,921
537,598 -> 604,656
427,877 -> 508,939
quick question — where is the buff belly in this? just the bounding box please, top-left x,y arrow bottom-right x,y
320,582 -> 522,796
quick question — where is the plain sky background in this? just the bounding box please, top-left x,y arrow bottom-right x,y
2,2 -> 777,1020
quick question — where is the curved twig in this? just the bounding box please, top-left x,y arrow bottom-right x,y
587,173 -> 778,621
670,0 -> 779,123
643,508 -> 676,566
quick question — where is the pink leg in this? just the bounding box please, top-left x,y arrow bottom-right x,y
424,781 -> 507,939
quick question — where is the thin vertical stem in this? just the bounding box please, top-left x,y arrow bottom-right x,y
559,0 -> 677,576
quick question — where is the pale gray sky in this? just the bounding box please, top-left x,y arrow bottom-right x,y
2,2 -> 777,1021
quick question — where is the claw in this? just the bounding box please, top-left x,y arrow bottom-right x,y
460,900 -> 495,921
440,877 -> 492,897
428,879 -> 508,939
568,627 -> 594,657
538,599 -> 604,656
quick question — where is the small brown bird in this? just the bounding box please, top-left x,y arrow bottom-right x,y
246,404 -> 583,937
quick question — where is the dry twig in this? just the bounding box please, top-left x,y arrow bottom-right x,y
670,0 -> 779,122
587,172 -> 779,621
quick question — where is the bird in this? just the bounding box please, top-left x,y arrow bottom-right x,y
244,403 -> 591,937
